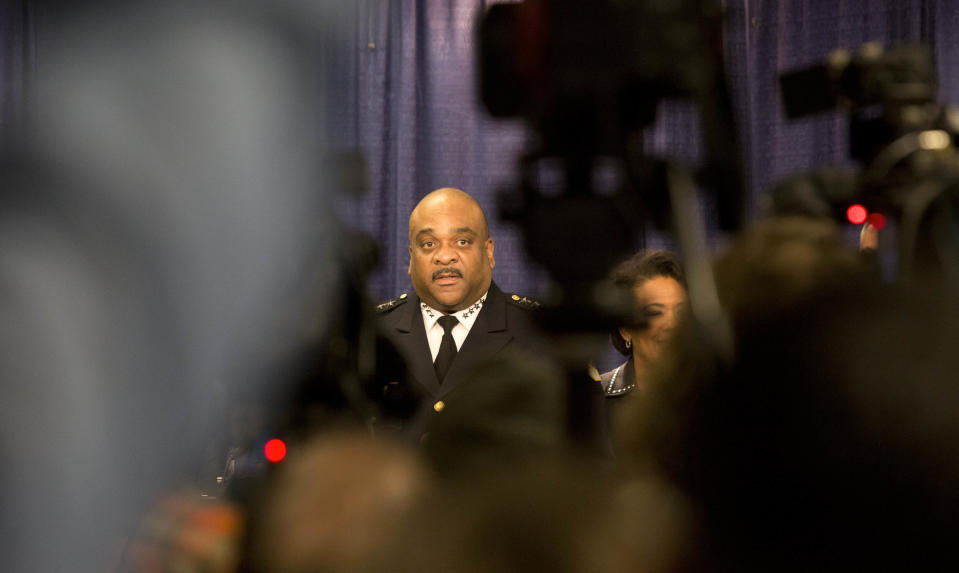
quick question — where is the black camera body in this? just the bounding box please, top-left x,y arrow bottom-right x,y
778,43 -> 959,282
781,43 -> 944,165
478,0 -> 744,296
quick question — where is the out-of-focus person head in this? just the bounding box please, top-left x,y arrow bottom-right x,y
602,250 -> 687,393
421,351 -> 567,479
371,461 -> 694,573
620,217 -> 959,570
712,216 -> 866,326
246,433 -> 431,573
408,187 -> 495,313
0,2 -> 342,571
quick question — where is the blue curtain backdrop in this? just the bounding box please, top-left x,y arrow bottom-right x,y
4,0 -> 959,301
323,0 -> 959,301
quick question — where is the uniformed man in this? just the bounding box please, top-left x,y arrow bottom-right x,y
376,187 -> 544,434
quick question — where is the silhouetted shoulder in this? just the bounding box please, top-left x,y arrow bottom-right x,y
376,293 -> 410,314
506,293 -> 541,311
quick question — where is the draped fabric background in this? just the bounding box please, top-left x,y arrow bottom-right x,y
323,0 -> 539,300
4,0 -> 959,300
0,0 -> 35,143
323,0 -> 959,301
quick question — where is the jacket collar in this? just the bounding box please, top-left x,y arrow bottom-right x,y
387,282 -> 512,399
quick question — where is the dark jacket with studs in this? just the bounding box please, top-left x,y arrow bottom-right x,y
598,358 -> 636,398
375,282 -> 546,436
377,283 -> 547,443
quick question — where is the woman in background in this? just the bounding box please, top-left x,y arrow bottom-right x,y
599,251 -> 687,398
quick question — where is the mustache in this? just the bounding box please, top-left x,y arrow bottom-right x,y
432,267 -> 463,280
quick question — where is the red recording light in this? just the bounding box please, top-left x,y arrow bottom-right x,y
264,438 -> 287,463
866,212 -> 887,230
846,204 -> 868,225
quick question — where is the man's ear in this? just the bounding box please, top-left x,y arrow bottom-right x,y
408,245 -> 413,275
486,238 -> 495,269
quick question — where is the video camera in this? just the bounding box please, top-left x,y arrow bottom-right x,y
480,0 -> 743,240
478,0 -> 743,315
776,43 -> 959,282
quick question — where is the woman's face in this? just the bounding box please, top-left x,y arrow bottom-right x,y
621,275 -> 687,364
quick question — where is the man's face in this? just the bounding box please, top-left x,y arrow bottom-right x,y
408,194 -> 495,313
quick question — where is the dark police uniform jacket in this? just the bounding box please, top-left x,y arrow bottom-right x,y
376,282 -> 543,429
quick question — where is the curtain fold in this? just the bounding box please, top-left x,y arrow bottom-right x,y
0,0 -> 34,144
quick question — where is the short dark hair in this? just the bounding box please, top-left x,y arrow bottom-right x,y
610,250 -> 686,355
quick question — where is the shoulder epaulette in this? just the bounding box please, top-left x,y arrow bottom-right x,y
507,293 -> 541,310
376,293 -> 410,313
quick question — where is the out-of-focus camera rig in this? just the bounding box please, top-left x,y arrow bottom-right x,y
479,0 -> 744,445
776,43 -> 959,284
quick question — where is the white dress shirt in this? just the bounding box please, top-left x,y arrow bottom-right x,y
420,291 -> 488,361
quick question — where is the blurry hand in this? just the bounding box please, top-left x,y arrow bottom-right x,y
860,222 -> 879,252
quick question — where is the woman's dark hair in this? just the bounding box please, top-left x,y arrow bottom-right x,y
609,250 -> 686,355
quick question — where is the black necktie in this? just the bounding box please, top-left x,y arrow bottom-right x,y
434,315 -> 459,383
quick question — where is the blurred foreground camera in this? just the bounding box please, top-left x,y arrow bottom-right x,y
480,0 -> 744,235
477,0 -> 744,447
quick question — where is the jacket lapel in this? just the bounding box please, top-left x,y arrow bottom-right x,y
437,282 -> 513,399
385,293 -> 442,397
